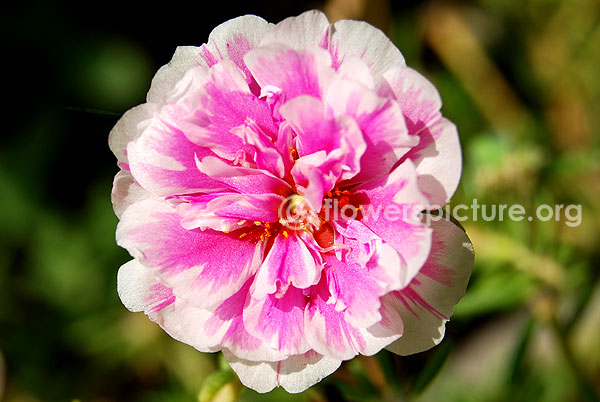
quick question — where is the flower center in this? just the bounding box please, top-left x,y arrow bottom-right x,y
278,194 -> 321,231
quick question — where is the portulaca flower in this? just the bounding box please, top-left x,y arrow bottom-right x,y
110,10 -> 474,393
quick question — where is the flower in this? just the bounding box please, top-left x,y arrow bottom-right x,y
110,10 -> 474,393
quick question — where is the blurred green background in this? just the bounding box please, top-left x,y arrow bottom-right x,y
1,0 -> 599,401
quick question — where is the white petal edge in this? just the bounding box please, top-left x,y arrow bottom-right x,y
146,46 -> 207,104
385,217 -> 473,355
203,14 -> 273,61
117,260 -> 223,353
108,103 -> 156,163
259,10 -> 330,48
117,259 -> 155,312
414,118 -> 462,207
111,169 -> 153,218
224,350 -> 341,393
330,19 -> 405,85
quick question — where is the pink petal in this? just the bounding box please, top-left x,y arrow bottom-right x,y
253,231 -> 321,299
385,217 -> 474,355
244,44 -> 334,101
177,192 -> 284,231
243,286 -> 310,356
304,276 -> 401,360
290,155 -> 337,211
235,119 -> 285,178
177,61 -> 277,161
325,80 -> 416,184
383,66 -> 462,206
116,199 -> 262,308
354,161 -> 432,285
335,55 -> 375,89
127,108 -> 225,196
203,278 -> 287,362
199,15 -> 272,95
196,155 -> 291,195
322,250 -> 385,328
405,118 -> 462,207
117,259 -> 175,314
224,349 -> 341,394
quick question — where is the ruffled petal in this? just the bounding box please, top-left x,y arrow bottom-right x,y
322,250 -> 385,328
224,350 -> 341,393
109,103 -> 156,164
234,119 -> 286,178
304,276 -> 401,360
196,155 -> 291,195
253,231 -> 320,299
116,199 -> 262,308
200,278 -> 286,361
117,259 -> 175,314
111,169 -> 152,218
243,286 -> 310,356
259,10 -> 330,49
177,192 -> 284,231
325,80 -> 416,183
385,217 -> 474,355
126,107 -> 225,196
176,61 -> 277,161
383,66 -> 462,206
328,19 -> 405,83
147,46 -> 207,105
354,161 -> 432,286
199,15 -> 272,95
244,45 -> 334,101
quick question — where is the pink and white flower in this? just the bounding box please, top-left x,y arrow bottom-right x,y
110,10 -> 474,393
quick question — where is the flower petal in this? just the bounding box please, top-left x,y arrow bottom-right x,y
201,278 -> 286,361
196,155 -> 291,195
244,286 -> 310,356
176,61 -> 277,161
178,193 -> 284,231
304,276 -> 401,360
259,10 -> 330,49
322,250 -> 385,328
117,259 -> 174,313
383,66 -> 462,205
385,217 -> 474,355
109,103 -> 156,164
127,108 -> 225,196
147,46 -> 208,105
325,80 -> 416,183
111,169 -> 152,218
253,231 -> 320,299
199,15 -> 272,95
116,199 -> 262,308
329,19 -> 405,83
235,120 -> 285,178
354,161 -> 432,287
224,350 -> 341,394
244,45 -> 334,101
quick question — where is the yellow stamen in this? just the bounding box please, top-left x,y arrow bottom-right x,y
282,230 -> 289,238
